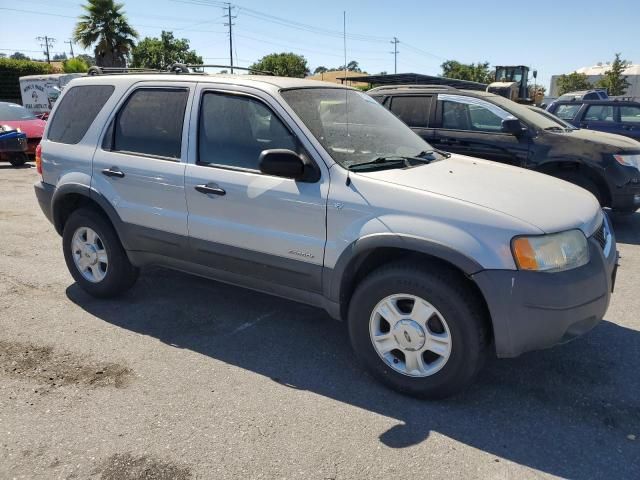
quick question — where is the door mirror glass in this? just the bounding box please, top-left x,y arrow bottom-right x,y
501,117 -> 525,135
259,149 -> 305,179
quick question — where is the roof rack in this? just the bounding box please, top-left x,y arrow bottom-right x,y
86,63 -> 274,76
368,84 -> 458,92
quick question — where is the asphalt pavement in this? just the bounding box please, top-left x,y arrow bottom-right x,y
1,164 -> 638,479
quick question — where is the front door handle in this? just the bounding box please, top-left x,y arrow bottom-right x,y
195,183 -> 226,196
101,167 -> 125,178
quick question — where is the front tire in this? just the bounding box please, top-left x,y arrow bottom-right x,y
62,208 -> 139,297
348,262 -> 489,399
9,153 -> 27,167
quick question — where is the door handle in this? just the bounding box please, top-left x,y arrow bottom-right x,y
195,183 -> 226,196
101,167 -> 125,178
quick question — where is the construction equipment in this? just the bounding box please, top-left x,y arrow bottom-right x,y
487,65 -> 544,105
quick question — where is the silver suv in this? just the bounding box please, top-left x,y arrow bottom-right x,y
34,73 -> 618,398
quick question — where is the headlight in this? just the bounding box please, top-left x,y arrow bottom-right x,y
614,154 -> 640,170
511,230 -> 589,272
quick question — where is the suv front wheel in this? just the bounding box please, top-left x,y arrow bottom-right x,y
62,208 -> 139,297
348,262 -> 488,398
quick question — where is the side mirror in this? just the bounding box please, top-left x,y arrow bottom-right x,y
259,149 -> 305,180
501,117 -> 526,135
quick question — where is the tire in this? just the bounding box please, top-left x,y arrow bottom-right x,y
557,172 -> 603,206
348,262 -> 489,399
62,208 -> 139,297
9,153 -> 27,167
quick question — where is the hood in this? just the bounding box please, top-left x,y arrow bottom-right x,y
357,155 -> 602,235
545,127 -> 640,151
0,119 -> 46,139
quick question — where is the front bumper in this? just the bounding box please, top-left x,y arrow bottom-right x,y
473,219 -> 618,358
34,180 -> 55,224
607,164 -> 640,211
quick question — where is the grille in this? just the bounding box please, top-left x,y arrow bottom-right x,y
592,221 -> 607,250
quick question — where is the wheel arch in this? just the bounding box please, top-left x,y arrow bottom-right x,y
328,235 -> 489,323
51,184 -> 126,243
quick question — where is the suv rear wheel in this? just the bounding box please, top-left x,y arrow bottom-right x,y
62,208 -> 139,297
348,262 -> 488,398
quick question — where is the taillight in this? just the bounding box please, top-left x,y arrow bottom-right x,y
35,143 -> 42,176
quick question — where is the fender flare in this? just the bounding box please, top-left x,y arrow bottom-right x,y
51,184 -> 127,245
326,233 -> 484,303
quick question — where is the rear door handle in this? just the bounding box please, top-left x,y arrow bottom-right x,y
101,167 -> 125,178
195,183 -> 226,196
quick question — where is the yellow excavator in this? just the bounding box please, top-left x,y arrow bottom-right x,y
486,65 -> 545,105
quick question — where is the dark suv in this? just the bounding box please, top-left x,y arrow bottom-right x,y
370,85 -> 640,212
547,99 -> 640,142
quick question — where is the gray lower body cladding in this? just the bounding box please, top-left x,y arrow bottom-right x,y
473,238 -> 617,358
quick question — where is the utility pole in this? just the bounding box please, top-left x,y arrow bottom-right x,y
37,36 -> 55,63
390,37 -> 399,74
224,3 -> 236,73
66,39 -> 75,58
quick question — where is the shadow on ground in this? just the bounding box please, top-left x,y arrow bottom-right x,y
67,255 -> 640,479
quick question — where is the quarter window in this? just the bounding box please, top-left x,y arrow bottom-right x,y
584,105 -> 615,122
198,92 -> 297,170
110,88 -> 188,159
620,105 -> 640,123
47,85 -> 115,144
390,96 -> 431,128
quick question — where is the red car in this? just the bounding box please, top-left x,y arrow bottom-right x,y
0,102 -> 46,157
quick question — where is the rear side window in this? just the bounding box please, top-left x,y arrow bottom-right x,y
620,105 -> 640,123
390,96 -> 431,127
110,88 -> 188,159
584,105 -> 615,122
47,85 -> 114,144
554,104 -> 581,120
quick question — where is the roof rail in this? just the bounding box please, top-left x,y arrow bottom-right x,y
368,84 -> 458,93
86,63 -> 274,76
184,64 -> 274,75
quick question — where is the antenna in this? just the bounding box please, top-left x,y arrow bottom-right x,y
343,11 -> 351,187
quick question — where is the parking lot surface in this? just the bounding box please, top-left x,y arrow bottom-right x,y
1,164 -> 639,479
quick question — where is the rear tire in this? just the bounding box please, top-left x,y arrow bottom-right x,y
347,262 -> 489,399
9,153 -> 27,167
62,208 -> 139,298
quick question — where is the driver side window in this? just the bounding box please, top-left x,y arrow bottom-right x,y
440,95 -> 508,132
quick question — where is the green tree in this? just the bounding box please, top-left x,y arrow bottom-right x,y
53,52 -> 68,61
249,52 -> 309,77
441,60 -> 493,84
556,72 -> 592,95
131,31 -> 202,69
63,57 -> 90,73
73,0 -> 138,68
596,53 -> 631,96
76,53 -> 96,67
314,66 -> 328,74
10,52 -> 30,60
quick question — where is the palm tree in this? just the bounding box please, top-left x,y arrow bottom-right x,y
73,0 -> 138,68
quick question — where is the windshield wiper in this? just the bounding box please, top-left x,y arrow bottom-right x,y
544,126 -> 564,132
418,149 -> 451,159
348,156 -> 408,171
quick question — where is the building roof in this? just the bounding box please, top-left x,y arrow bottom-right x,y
306,70 -> 369,86
575,64 -> 640,76
335,73 -> 488,91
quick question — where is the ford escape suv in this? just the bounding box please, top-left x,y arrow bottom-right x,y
34,73 -> 618,398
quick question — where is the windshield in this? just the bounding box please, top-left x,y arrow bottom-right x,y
281,88 -> 432,168
527,106 -> 576,129
0,103 -> 36,121
488,95 -> 561,130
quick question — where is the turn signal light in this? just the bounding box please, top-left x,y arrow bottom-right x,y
35,143 -> 42,176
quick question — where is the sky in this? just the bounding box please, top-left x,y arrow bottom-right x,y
1,0 -> 639,90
